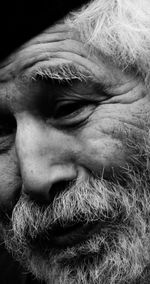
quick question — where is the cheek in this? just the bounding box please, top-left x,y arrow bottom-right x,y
77,101 -> 150,175
77,118 -> 138,175
79,135 -> 126,174
0,150 -> 21,208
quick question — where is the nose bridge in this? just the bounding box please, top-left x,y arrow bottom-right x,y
16,113 -> 48,164
16,112 -> 73,163
15,112 -> 78,202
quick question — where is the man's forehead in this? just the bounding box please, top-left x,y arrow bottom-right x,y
0,0 -> 149,86
0,17 -> 137,90
0,22 -> 91,83
22,22 -> 75,48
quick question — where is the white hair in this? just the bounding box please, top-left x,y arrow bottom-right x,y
66,0 -> 150,84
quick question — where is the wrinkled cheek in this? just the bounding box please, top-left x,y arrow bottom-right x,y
0,151 -> 21,210
79,137 -> 126,176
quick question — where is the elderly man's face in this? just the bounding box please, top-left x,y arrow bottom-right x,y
0,17 -> 150,284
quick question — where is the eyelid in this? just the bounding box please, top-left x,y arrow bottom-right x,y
51,105 -> 96,129
50,80 -> 111,121
53,102 -> 87,119
55,85 -> 110,103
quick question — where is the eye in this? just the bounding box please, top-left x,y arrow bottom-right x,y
0,113 -> 16,153
49,80 -> 107,119
53,100 -> 89,119
0,113 -> 16,136
35,77 -> 111,124
50,101 -> 96,130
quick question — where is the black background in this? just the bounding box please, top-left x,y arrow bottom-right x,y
0,0 -> 89,61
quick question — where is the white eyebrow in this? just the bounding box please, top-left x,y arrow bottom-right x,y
23,62 -> 93,83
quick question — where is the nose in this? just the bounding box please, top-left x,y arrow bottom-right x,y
15,113 -> 78,203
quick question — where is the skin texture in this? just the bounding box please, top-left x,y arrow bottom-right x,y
0,23 -> 149,207
1,22 -> 150,284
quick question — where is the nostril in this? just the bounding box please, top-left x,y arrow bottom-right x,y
23,180 -> 74,205
49,180 -> 74,203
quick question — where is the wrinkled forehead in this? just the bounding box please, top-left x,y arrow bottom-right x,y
0,20 -> 122,87
1,0 -> 148,86
0,22 -> 81,78
1,0 -> 150,71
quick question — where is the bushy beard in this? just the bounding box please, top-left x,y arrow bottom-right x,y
2,133 -> 150,284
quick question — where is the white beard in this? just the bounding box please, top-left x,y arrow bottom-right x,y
2,136 -> 150,284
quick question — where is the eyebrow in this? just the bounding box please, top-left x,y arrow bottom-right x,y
20,62 -> 94,84
26,63 -> 111,100
18,60 -> 112,99
0,53 -> 110,93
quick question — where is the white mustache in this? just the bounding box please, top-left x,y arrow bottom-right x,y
11,176 -> 141,242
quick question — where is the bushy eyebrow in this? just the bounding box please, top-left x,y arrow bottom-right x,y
22,62 -> 93,83
19,62 -> 113,100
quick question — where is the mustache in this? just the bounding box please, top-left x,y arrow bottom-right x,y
12,179 -> 126,230
4,127 -> 150,251
9,172 -> 149,248
4,125 -> 150,224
